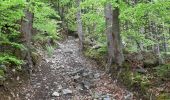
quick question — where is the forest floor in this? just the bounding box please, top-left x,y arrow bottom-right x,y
0,37 -> 134,100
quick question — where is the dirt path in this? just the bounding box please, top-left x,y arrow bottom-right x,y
5,37 -> 134,100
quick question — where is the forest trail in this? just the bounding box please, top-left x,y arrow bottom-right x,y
17,37 -> 133,100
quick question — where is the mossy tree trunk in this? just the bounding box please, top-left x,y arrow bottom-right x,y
104,3 -> 115,72
112,6 -> 124,66
21,9 -> 34,74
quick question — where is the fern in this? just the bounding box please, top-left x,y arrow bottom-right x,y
0,54 -> 24,66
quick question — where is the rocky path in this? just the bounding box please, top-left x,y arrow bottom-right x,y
20,37 -> 133,100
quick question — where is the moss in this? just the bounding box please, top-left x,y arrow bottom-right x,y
0,70 -> 5,77
122,62 -> 131,70
115,63 -> 133,88
84,48 -> 103,59
157,93 -> 170,100
119,70 -> 133,88
154,64 -> 170,80
31,52 -> 42,66
114,63 -> 151,98
131,73 -> 150,92
0,69 -> 5,85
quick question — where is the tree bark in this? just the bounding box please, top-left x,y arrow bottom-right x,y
21,9 -> 34,74
154,24 -> 164,64
104,3 -> 115,71
76,0 -> 84,50
112,7 -> 124,66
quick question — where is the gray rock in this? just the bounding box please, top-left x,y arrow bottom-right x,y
94,92 -> 101,99
71,68 -> 85,76
124,93 -> 133,100
77,84 -> 84,90
45,59 -> 50,63
0,76 -> 5,85
12,69 -> 16,73
62,89 -> 73,95
68,36 -> 74,40
92,45 -> 101,49
45,86 -> 49,89
103,96 -> 111,100
26,93 -> 31,98
36,83 -> 41,86
83,81 -> 91,89
0,65 -> 7,72
54,82 -> 58,85
135,67 -> 147,74
58,85 -> 62,90
82,72 -> 89,77
64,50 -> 73,54
73,74 -> 80,80
16,76 -> 20,81
51,60 -> 55,64
52,92 -> 60,97
94,73 -> 100,79
83,72 -> 94,79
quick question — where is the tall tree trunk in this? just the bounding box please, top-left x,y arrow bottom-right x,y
112,7 -> 124,66
154,24 -> 164,64
163,34 -> 167,54
76,0 -> 84,50
162,24 -> 167,54
104,3 -> 114,72
21,10 -> 33,74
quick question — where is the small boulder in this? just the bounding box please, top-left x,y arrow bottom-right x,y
62,89 -> 73,95
143,59 -> 158,67
143,52 -> 159,67
103,97 -> 111,100
58,85 -> 62,90
31,52 -> 42,66
94,73 -> 100,79
52,92 -> 60,97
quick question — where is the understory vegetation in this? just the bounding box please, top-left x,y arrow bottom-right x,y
0,0 -> 170,99
0,0 -> 59,85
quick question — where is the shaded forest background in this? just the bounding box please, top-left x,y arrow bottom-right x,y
0,0 -> 170,99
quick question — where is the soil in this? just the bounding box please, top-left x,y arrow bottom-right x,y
0,37 -> 134,100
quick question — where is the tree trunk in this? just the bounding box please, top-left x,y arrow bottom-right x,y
154,24 -> 164,64
163,34 -> 167,54
76,0 -> 84,50
112,7 -> 124,66
21,9 -> 33,74
104,3 -> 115,72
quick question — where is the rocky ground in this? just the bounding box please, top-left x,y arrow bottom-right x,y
1,37 -> 134,100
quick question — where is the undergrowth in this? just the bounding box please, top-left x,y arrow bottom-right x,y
45,45 -> 55,57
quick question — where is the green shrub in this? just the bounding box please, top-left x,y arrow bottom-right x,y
84,45 -> 107,59
154,64 -> 170,79
131,73 -> 150,89
32,1 -> 60,42
84,48 -> 101,59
